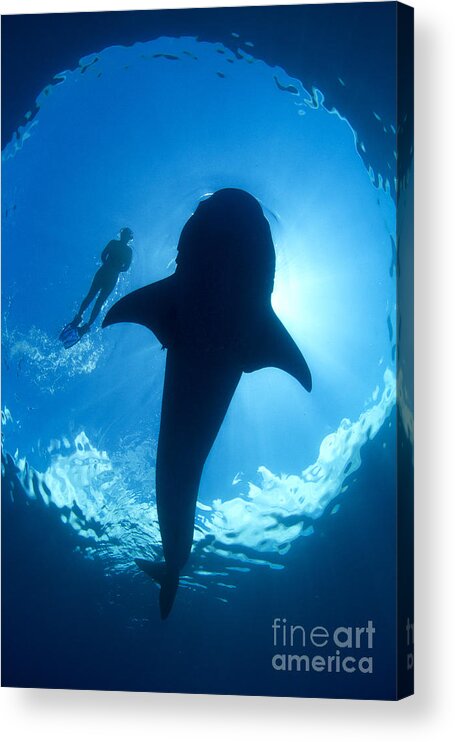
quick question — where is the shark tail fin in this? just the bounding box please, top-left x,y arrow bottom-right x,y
102,276 -> 177,348
243,308 -> 312,392
135,558 -> 179,620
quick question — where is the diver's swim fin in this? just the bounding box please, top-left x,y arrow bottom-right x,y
59,323 -> 75,342
135,558 -> 179,620
59,323 -> 90,349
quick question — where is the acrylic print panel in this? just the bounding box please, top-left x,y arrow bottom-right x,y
1,3 -> 409,699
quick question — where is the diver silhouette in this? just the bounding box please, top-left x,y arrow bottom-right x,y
103,189 -> 312,619
60,228 -> 133,348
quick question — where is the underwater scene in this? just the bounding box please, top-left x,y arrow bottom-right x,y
2,4 -> 409,698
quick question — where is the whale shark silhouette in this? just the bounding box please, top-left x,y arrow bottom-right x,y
102,188 -> 312,618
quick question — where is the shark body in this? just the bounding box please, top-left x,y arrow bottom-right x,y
103,188 -> 311,618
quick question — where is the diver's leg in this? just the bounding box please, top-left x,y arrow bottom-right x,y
78,275 -> 117,334
87,287 -> 111,326
85,272 -> 118,328
156,347 -> 241,573
73,276 -> 100,325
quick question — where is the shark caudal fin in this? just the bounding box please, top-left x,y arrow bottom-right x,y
243,307 -> 312,392
102,276 -> 177,349
135,559 -> 179,620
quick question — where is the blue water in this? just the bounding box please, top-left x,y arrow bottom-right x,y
2,18 -> 399,698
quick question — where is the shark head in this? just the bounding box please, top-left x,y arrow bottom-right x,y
174,188 -> 276,302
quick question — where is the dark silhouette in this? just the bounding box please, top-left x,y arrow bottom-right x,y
103,189 -> 312,618
59,228 -> 133,348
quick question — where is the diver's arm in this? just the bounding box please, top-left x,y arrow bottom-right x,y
101,242 -> 112,264
120,249 -> 132,272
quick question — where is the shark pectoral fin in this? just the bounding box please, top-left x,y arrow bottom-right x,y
243,310 -> 312,392
102,276 -> 177,348
135,559 -> 179,620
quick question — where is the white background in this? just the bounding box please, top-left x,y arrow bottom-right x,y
1,0 -> 454,739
